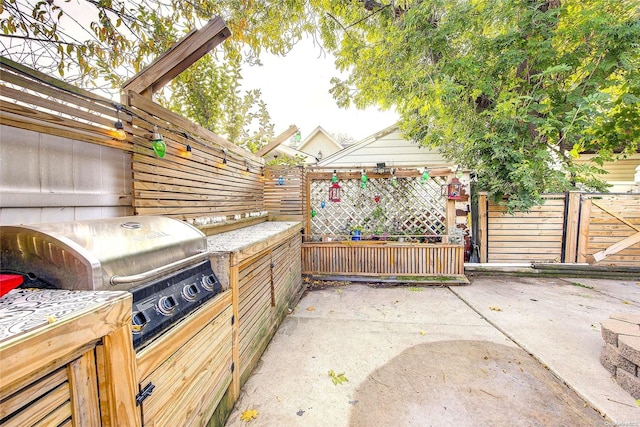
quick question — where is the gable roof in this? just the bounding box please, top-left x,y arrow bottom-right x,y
297,126 -> 343,153
268,144 -> 317,164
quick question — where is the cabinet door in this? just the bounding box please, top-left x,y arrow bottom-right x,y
0,350 -> 100,427
139,306 -> 233,427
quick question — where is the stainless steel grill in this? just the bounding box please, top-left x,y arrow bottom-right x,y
0,216 -> 222,349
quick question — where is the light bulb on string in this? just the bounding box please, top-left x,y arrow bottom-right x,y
113,105 -> 126,140
456,165 -> 463,178
332,170 -> 338,183
151,125 -> 166,158
278,175 -> 285,185
421,168 -> 430,183
361,170 -> 368,189
220,148 -> 228,168
180,144 -> 192,158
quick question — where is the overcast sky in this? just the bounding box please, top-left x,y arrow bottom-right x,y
241,37 -> 398,143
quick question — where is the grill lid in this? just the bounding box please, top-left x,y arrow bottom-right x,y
0,216 -> 208,291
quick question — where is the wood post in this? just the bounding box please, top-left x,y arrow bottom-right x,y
576,198 -> 591,263
563,191 -> 581,263
477,192 -> 488,263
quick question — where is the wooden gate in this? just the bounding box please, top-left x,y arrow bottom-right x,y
477,192 -> 640,266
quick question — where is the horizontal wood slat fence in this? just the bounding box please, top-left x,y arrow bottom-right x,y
123,91 -> 265,222
478,192 -> 640,266
0,57 -> 131,152
302,241 -> 467,284
263,166 -> 305,221
1,56 -> 267,227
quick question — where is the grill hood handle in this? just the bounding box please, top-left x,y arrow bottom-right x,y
110,251 -> 210,286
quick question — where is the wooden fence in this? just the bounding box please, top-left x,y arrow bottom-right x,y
478,192 -> 640,266
1,56 -> 267,229
301,241 -> 468,284
263,166 -> 305,221
123,91 -> 265,223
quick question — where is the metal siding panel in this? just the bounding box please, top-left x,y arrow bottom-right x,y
0,126 -> 41,192
40,133 -> 74,193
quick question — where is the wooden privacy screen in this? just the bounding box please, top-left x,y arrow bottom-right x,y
0,57 -> 132,153
478,192 -> 640,266
263,166 -> 305,221
123,91 -> 265,221
301,241 -> 467,284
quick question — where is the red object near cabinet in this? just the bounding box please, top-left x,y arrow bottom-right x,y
0,274 -> 23,297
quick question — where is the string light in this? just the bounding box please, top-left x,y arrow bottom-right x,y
421,168 -> 430,182
151,125 -> 166,158
456,165 -> 463,178
219,148 -> 228,168
360,170 -> 368,189
180,144 -> 192,158
113,104 -> 126,141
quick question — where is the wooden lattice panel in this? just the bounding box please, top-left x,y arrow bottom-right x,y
309,176 -> 447,239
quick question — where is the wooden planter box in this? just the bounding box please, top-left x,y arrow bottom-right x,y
301,241 -> 468,285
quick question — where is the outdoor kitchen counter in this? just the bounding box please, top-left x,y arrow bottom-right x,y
206,221 -> 302,254
206,221 -> 302,276
0,288 -> 139,426
0,288 -> 130,343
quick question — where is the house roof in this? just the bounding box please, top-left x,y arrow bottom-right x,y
317,124 -> 399,166
297,126 -> 343,154
269,144 -> 317,164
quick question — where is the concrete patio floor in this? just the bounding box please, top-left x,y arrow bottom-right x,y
225,276 -> 640,426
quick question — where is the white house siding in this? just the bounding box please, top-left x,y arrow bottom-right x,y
0,125 -> 133,225
297,127 -> 343,161
318,128 -> 453,168
575,153 -> 640,193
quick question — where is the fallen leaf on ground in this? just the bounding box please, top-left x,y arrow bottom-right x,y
306,306 -> 315,311
489,306 -> 502,311
336,289 -> 343,294
240,409 -> 258,422
328,369 -> 348,385
622,300 -> 630,305
419,330 -> 426,336
46,315 -> 57,324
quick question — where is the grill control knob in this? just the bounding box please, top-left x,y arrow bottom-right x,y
201,274 -> 217,291
157,295 -> 177,316
132,311 -> 149,332
182,284 -> 199,301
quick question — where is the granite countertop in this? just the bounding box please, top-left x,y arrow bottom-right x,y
0,288 -> 129,343
206,221 -> 301,253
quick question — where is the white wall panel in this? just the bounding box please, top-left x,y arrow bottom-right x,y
0,126 -> 41,192
0,125 -> 132,225
40,133 -> 74,193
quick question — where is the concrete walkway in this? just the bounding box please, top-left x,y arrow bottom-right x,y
225,276 -> 640,426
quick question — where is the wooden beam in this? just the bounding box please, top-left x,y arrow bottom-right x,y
121,17 -> 231,97
255,125 -> 299,157
591,231 -> 640,263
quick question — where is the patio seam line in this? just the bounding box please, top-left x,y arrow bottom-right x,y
446,286 -> 609,422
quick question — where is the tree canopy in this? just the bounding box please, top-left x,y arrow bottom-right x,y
315,0 -> 640,210
0,0 -> 314,151
2,0 -> 639,206
0,0 -> 312,89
